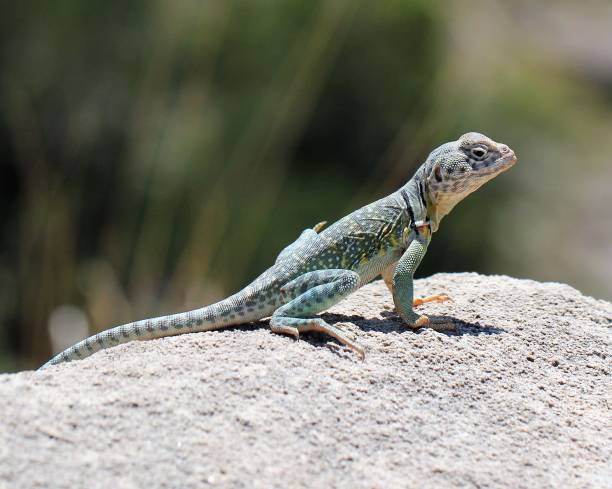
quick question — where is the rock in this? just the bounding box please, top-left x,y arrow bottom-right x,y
1,273 -> 610,489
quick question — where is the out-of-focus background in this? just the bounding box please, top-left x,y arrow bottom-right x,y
1,1 -> 611,372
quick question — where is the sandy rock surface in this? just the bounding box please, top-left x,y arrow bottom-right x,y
1,273 -> 610,489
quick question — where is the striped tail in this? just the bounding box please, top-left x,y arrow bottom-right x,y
39,285 -> 277,369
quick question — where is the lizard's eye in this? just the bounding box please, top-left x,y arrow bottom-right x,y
471,146 -> 487,159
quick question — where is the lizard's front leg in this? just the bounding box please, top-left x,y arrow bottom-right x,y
392,235 -> 455,332
381,263 -> 450,308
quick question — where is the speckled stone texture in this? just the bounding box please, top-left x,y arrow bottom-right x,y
1,273 -> 610,489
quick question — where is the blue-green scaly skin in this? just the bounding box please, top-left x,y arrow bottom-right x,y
41,132 -> 516,368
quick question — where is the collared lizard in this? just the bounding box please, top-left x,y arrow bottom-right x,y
40,132 -> 516,368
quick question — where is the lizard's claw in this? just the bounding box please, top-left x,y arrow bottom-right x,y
412,294 -> 451,308
406,314 -> 457,332
326,340 -> 365,361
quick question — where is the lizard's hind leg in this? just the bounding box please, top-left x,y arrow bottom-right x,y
270,269 -> 364,358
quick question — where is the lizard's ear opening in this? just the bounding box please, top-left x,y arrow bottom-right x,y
432,163 -> 443,183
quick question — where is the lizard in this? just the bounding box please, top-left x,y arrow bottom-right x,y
40,132 -> 517,368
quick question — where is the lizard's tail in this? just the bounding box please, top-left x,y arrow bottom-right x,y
39,284 -> 277,370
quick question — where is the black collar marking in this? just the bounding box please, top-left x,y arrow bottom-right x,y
400,188 -> 431,234
400,189 -> 415,224
418,181 -> 427,209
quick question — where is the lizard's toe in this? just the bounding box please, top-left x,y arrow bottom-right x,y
412,294 -> 451,308
425,315 -> 457,332
404,314 -> 430,329
326,340 -> 365,360
270,324 -> 300,339
405,314 -> 457,332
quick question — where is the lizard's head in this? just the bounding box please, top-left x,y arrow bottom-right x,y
423,132 -> 517,219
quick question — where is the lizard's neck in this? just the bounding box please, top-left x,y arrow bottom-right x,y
400,172 -> 451,233
398,178 -> 429,228
426,196 -> 452,233
426,186 -> 472,232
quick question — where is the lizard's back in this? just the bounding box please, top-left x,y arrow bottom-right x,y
284,194 -> 408,285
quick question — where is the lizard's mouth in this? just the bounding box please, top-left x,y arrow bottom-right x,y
468,151 -> 517,180
494,151 -> 517,170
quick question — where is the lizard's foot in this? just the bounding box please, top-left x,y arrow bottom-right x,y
412,294 -> 451,308
270,316 -> 365,360
406,314 -> 457,332
270,323 -> 300,339
302,319 -> 365,360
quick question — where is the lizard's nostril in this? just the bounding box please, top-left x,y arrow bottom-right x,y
500,145 -> 509,154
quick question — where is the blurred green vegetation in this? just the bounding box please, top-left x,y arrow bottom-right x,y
1,1 -> 611,372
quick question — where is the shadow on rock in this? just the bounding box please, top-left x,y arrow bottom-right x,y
322,311 -> 506,337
